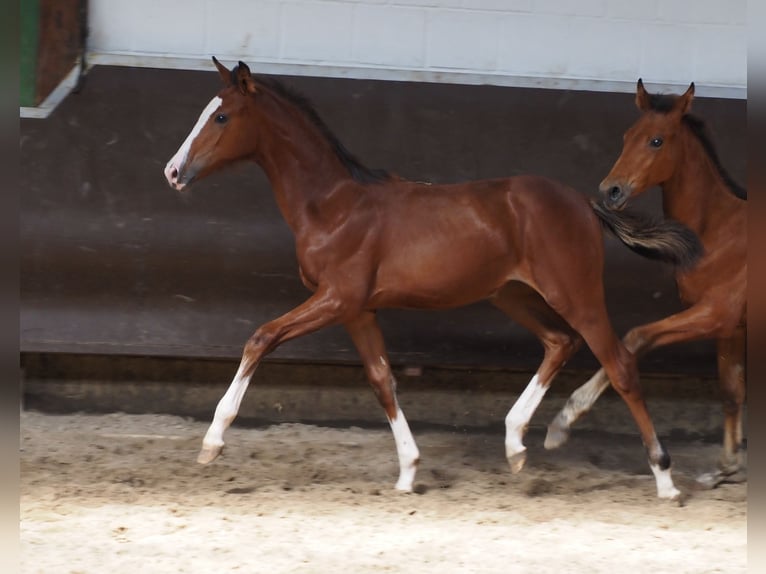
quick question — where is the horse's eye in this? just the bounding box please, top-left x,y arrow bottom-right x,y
650,137 -> 663,148
215,113 -> 228,124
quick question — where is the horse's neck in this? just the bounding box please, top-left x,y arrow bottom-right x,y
661,130 -> 735,235
255,113 -> 352,232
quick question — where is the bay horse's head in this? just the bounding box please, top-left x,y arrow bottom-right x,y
165,57 -> 260,191
600,79 -> 695,210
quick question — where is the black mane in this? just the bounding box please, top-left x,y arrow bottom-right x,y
251,74 -> 391,185
647,94 -> 747,200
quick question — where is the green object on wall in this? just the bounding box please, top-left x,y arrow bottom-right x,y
20,0 -> 40,107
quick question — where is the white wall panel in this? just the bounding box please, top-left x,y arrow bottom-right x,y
87,0 -> 747,97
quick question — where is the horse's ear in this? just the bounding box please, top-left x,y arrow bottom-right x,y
235,60 -> 258,95
635,78 -> 651,111
212,56 -> 230,85
673,82 -> 695,116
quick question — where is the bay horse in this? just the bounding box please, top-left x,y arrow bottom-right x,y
546,79 -> 747,488
164,59 -> 701,499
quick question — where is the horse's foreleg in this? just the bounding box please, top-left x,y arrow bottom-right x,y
699,328 -> 747,488
544,368 -> 610,450
345,312 -> 420,492
198,288 -> 347,464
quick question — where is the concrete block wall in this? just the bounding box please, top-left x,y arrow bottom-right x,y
88,0 -> 746,95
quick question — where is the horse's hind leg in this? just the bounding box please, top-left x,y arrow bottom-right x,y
699,328 -> 747,487
345,311 -> 420,492
568,313 -> 680,500
491,283 -> 582,474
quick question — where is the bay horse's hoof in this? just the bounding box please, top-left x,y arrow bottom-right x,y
696,471 -> 722,490
508,450 -> 527,474
544,423 -> 569,450
197,444 -> 224,464
658,485 -> 682,502
696,469 -> 747,489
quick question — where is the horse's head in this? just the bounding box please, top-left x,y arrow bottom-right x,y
164,57 -> 260,190
599,79 -> 695,210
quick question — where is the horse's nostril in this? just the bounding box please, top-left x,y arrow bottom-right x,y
171,167 -> 179,179
609,186 -> 621,200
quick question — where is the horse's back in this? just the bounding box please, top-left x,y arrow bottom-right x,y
363,174 -> 602,309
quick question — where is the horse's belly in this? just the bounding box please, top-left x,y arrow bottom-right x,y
369,254 -> 514,309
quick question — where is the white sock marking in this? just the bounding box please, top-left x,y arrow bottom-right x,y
650,463 -> 681,500
505,374 -> 547,457
388,407 -> 419,492
558,368 -> 610,428
202,362 -> 251,449
164,96 -> 222,188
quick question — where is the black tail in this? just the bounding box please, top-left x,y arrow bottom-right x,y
591,200 -> 703,269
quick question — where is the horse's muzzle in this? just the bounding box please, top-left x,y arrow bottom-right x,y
164,160 -> 196,191
598,181 -> 630,210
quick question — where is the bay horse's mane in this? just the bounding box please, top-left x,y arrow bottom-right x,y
646,92 -> 747,200
233,65 -> 392,185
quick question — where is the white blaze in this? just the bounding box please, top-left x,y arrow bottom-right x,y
164,96 -> 222,188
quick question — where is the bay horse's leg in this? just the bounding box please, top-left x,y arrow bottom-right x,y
491,283 -> 582,473
547,282 -> 680,499
544,368 -> 609,449
577,326 -> 679,499
699,328 -> 747,487
345,311 -> 420,492
198,288 -> 349,464
546,302 -> 730,450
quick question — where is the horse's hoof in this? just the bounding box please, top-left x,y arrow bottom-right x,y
696,471 -> 721,490
508,450 -> 527,474
696,469 -> 746,489
394,481 -> 413,493
658,485 -> 683,503
197,444 -> 224,464
544,424 -> 569,450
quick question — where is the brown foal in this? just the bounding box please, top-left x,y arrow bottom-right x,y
164,60 -> 701,498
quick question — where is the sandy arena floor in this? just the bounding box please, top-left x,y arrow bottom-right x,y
20,410 -> 746,573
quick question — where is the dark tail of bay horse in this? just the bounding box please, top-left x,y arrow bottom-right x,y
591,200 -> 703,269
